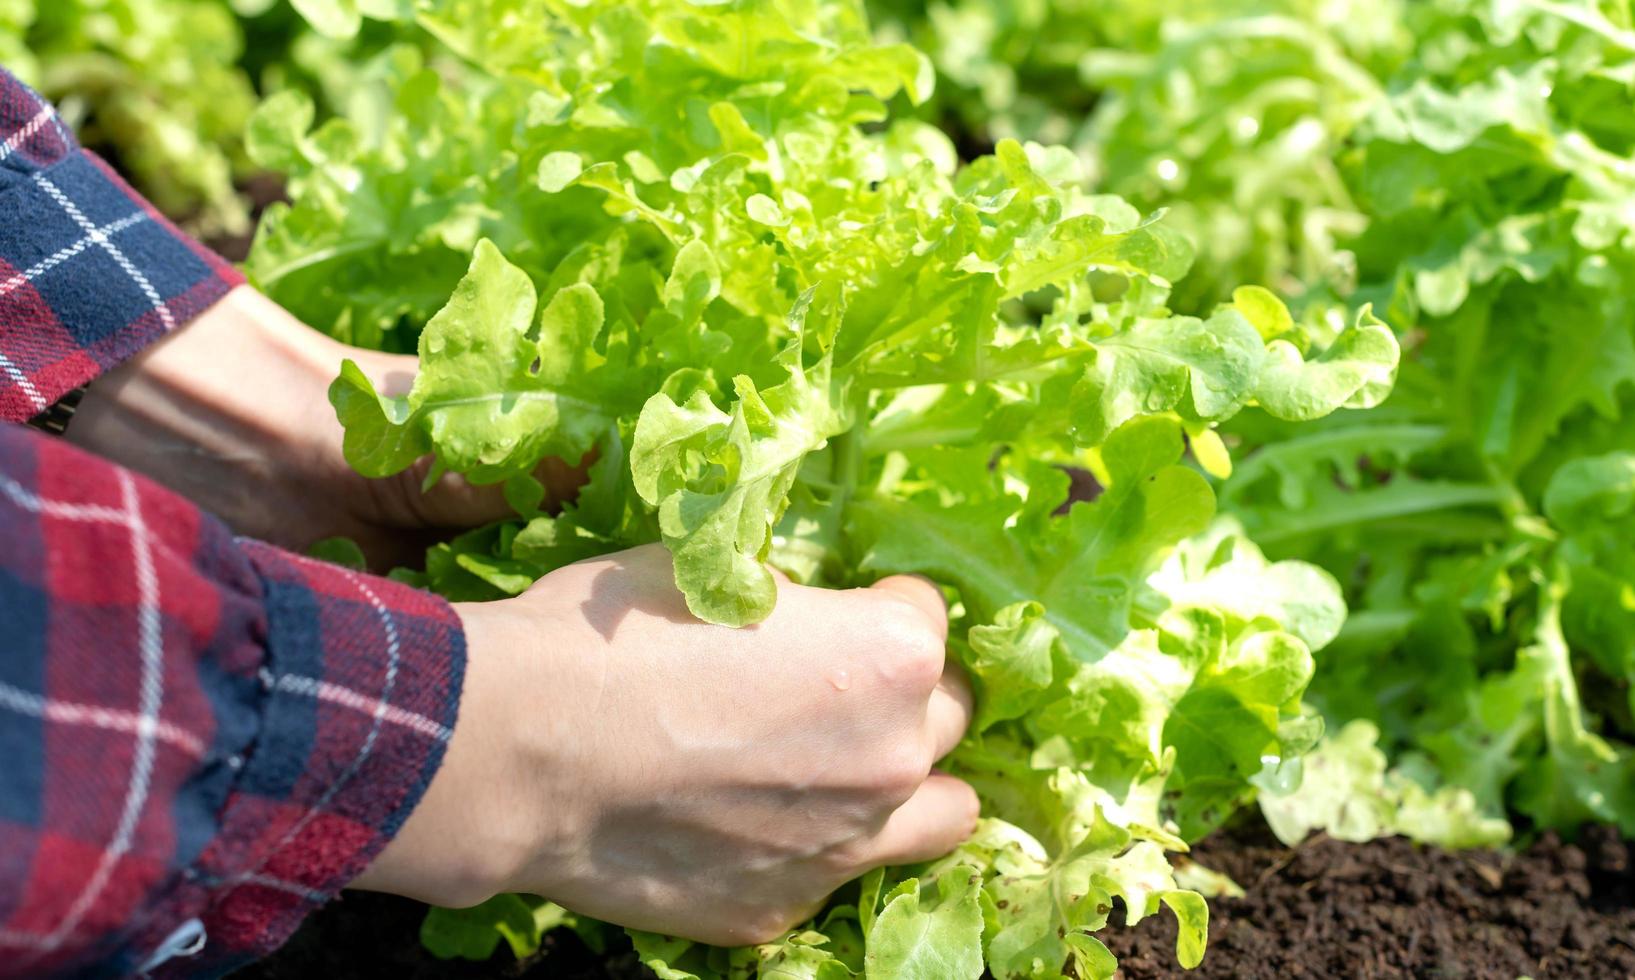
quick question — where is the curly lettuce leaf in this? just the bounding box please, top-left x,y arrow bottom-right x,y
331,239 -> 627,483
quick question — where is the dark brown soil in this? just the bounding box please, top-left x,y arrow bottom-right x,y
1107,822 -> 1635,980
242,821 -> 1634,980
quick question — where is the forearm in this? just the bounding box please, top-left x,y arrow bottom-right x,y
63,286 -> 395,551
56,285 -> 564,567
0,423 -> 464,978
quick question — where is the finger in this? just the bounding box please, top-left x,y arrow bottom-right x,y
926,661 -> 974,760
852,773 -> 980,869
347,349 -> 419,398
411,461 -> 512,525
414,451 -> 594,528
867,574 -> 949,642
535,452 -> 594,508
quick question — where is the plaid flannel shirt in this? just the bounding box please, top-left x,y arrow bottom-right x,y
0,66 -> 466,977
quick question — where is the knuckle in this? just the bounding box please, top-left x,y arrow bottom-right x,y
874,603 -> 946,689
869,739 -> 932,801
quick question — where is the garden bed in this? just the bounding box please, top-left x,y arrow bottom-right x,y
1109,823 -> 1634,979
243,820 -> 1634,979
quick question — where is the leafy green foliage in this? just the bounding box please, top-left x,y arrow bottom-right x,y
892,0 -> 1635,842
0,0 -> 36,80
876,0 -> 1411,312
863,868 -> 985,977
1259,719 -> 1510,848
248,0 -> 1393,973
421,896 -> 585,961
1225,3 -> 1635,841
30,0 -> 1632,967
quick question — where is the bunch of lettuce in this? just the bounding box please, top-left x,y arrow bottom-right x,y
893,0 -> 1635,842
874,0 -> 1414,313
246,0 -> 1398,975
1224,0 -> 1635,840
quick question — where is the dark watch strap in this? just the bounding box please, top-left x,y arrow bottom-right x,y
25,384 -> 87,437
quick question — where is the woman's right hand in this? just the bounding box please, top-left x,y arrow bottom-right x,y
350,543 -> 978,946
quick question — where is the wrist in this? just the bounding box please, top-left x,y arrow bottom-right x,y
349,598 -> 574,907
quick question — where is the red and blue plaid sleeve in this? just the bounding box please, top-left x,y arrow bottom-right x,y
0,424 -> 466,978
0,64 -> 243,423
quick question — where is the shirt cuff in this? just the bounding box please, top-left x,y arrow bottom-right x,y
143,543 -> 465,978
0,148 -> 243,424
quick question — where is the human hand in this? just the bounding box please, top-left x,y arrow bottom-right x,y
66,286 -> 585,566
349,544 -> 978,946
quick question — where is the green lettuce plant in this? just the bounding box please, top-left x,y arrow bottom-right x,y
247,0 -> 1398,974
876,0 -> 1414,313
1220,0 -> 1635,840
891,0 -> 1635,842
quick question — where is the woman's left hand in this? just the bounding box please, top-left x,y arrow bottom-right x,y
67,286 -> 585,568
